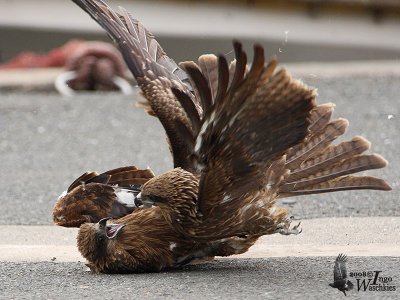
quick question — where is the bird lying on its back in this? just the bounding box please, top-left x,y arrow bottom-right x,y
53,0 -> 391,273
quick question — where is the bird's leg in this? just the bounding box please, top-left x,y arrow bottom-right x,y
274,215 -> 302,235
175,235 -> 260,267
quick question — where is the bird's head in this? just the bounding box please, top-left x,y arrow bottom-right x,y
77,217 -> 126,264
136,168 -> 198,208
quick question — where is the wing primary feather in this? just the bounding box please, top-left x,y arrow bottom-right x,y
228,41 -> 247,94
213,55 -> 229,106
67,171 -> 99,192
108,170 -> 154,185
183,63 -> 212,114
174,119 -> 195,149
198,55 -> 219,101
103,166 -> 138,176
118,8 -> 138,38
171,87 -> 201,134
246,44 -> 265,82
87,174 -> 112,184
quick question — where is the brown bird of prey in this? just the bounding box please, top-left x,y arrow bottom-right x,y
67,0 -> 390,273
329,254 -> 354,296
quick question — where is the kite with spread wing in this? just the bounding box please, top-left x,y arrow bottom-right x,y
329,254 -> 354,296
54,0 -> 390,273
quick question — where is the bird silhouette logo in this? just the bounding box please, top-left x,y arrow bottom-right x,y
329,254 -> 354,296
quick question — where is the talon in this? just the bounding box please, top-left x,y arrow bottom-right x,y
293,221 -> 301,230
275,217 -> 302,235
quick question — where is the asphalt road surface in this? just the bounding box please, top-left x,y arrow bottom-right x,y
2,257 -> 399,299
1,71 -> 399,299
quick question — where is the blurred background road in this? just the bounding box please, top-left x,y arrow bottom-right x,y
1,0 -> 400,63
0,0 -> 399,299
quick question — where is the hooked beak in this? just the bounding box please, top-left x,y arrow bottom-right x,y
105,223 -> 127,239
97,217 -> 126,239
98,217 -> 112,227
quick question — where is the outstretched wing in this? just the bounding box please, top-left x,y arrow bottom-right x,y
333,253 -> 349,283
176,42 -> 316,237
72,0 -> 201,171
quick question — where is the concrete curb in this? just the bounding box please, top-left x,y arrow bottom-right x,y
1,217 -> 399,262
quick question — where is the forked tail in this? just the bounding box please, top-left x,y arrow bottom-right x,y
278,103 -> 391,197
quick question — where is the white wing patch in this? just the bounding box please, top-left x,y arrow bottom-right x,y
169,242 -> 177,251
115,189 -> 138,208
221,193 -> 232,203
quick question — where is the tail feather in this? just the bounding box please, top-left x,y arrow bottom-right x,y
308,103 -> 335,134
285,118 -> 349,170
286,136 -> 370,183
279,175 -> 391,197
277,102 -> 391,196
286,103 -> 334,162
280,154 -> 388,193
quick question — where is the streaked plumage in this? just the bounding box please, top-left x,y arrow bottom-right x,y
68,0 -> 390,273
329,254 -> 354,296
53,166 -> 154,227
78,210 -> 259,273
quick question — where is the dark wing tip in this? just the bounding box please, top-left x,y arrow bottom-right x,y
253,43 -> 264,57
347,280 -> 354,290
336,253 -> 348,262
88,173 -> 112,185
232,39 -> 242,50
67,171 -> 99,192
